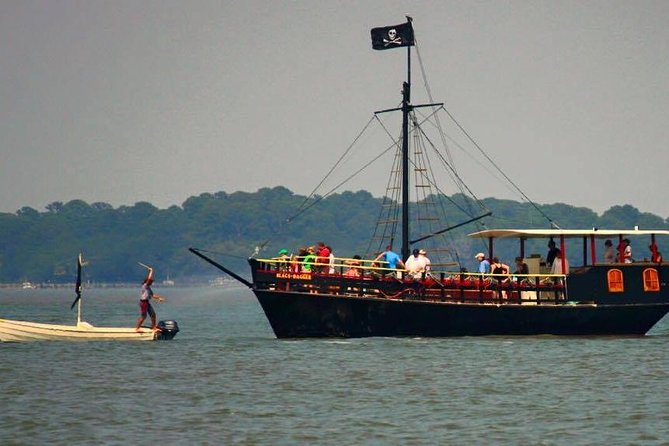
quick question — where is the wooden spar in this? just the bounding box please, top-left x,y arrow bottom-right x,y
410,212 -> 492,244
188,248 -> 253,288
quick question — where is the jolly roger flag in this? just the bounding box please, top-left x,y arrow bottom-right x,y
371,21 -> 415,50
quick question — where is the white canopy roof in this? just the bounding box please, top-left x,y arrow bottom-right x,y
468,229 -> 669,239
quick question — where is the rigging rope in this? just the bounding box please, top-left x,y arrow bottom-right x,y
414,40 -> 559,229
255,33 -> 560,259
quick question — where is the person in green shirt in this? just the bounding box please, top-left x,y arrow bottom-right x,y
302,246 -> 317,271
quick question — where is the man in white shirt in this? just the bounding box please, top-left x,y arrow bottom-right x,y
406,249 -> 431,279
550,249 -> 570,276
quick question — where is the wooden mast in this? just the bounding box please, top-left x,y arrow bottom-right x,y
400,17 -> 413,262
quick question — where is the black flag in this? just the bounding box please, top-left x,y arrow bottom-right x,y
371,22 -> 415,50
70,253 -> 83,310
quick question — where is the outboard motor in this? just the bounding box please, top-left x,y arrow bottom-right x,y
155,320 -> 180,340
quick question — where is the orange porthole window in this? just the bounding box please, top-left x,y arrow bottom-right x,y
643,268 -> 660,292
607,269 -> 624,292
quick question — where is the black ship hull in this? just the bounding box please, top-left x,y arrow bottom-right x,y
253,289 -> 669,338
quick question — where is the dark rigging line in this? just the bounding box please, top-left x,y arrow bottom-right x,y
414,41 -> 559,229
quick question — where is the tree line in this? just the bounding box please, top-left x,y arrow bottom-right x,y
0,186 -> 666,284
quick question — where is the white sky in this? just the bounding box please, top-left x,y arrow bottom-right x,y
1,1 -> 668,217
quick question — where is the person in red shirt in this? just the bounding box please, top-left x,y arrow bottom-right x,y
316,242 -> 331,273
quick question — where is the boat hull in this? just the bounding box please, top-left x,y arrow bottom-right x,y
252,289 -> 669,338
0,318 -> 178,342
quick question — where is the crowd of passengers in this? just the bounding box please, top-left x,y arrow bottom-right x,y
272,237 -> 665,283
272,243 -> 525,282
272,243 -> 433,280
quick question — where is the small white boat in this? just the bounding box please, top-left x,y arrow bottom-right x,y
0,318 -> 173,342
0,254 -> 179,342
21,282 -> 36,289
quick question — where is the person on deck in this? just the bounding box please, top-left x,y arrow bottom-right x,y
550,249 -> 570,276
405,249 -> 420,276
475,253 -> 491,274
405,248 -> 430,279
514,257 -> 529,275
292,247 -> 308,272
302,247 -> 317,272
327,245 -> 336,274
316,242 -> 331,273
655,251 -> 663,263
418,249 -> 431,275
490,257 -> 510,283
649,243 -> 661,263
514,257 -> 529,283
274,248 -> 291,271
374,245 -> 405,278
546,239 -> 559,267
623,239 -> 633,263
603,240 -> 616,264
344,255 -> 362,277
135,266 -> 164,333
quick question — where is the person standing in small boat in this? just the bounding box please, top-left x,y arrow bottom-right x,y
135,266 -> 164,333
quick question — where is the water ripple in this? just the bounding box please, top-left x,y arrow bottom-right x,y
2,288 -> 669,445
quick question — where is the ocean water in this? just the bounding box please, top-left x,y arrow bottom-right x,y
1,286 -> 668,445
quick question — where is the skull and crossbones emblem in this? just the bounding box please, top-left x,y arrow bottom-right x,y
383,28 -> 403,46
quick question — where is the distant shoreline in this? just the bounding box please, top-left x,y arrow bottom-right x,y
0,278 -> 241,289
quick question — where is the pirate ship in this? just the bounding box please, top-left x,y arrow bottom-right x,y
191,18 -> 669,337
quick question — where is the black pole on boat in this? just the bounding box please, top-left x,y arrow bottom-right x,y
188,247 -> 253,288
70,253 -> 83,310
401,81 -> 410,261
401,16 -> 413,262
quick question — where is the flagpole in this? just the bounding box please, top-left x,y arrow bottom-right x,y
401,17 -> 413,262
401,77 -> 410,262
406,16 -> 412,89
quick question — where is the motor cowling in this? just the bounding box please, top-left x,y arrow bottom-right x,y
156,320 -> 179,340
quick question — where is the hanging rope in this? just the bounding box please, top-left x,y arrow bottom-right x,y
414,41 -> 559,229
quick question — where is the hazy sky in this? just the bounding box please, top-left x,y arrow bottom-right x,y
2,1 -> 669,218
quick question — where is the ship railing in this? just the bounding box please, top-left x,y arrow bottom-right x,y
254,257 -> 569,304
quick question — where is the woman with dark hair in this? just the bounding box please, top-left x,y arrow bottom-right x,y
490,257 -> 510,284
